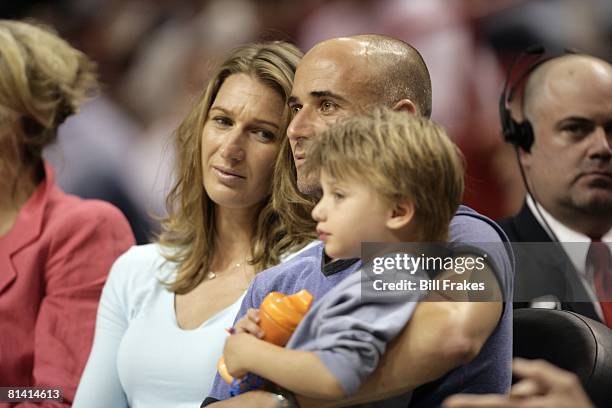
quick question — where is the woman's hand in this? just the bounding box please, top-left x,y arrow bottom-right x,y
233,308 -> 264,338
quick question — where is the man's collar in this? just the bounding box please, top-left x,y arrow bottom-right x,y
526,195 -> 612,242
527,195 -> 612,274
320,250 -> 359,276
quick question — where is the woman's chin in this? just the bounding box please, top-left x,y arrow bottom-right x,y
207,190 -> 262,211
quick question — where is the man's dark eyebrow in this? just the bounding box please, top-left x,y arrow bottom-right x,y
555,116 -> 591,127
560,116 -> 591,123
288,90 -> 349,107
311,90 -> 348,103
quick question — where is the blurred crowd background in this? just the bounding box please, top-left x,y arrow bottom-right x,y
3,0 -> 611,244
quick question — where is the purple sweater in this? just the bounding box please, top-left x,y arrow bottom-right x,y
203,205 -> 513,407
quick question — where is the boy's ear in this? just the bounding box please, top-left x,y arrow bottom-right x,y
386,199 -> 415,230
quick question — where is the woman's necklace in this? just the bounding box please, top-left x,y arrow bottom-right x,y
207,258 -> 249,280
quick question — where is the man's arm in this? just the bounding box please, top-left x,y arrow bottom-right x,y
207,297 -> 501,408
298,257 -> 503,407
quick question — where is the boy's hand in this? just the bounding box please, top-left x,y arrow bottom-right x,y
234,308 -> 264,338
224,333 -> 260,378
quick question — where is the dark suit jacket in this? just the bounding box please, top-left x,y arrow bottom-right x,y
498,202 -> 602,322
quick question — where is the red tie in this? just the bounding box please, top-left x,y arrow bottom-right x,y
587,239 -> 612,328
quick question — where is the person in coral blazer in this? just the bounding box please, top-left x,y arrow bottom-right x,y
0,20 -> 134,407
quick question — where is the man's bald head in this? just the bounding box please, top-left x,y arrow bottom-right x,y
287,34 -> 433,196
523,54 -> 612,122
517,53 -> 612,236
307,35 -> 432,116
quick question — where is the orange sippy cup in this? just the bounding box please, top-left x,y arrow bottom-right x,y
218,289 -> 313,384
258,289 -> 313,346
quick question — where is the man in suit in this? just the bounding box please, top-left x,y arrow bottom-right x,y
498,53 -> 612,326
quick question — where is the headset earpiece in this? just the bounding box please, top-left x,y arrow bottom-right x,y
502,120 -> 534,153
500,47 -> 579,153
499,46 -> 546,153
501,116 -> 535,152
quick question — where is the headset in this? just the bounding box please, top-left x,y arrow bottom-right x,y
499,45 -> 578,243
499,45 -> 577,152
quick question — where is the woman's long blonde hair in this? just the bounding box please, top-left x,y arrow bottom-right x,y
158,41 -> 316,294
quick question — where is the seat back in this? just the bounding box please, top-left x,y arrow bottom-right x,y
513,308 -> 612,407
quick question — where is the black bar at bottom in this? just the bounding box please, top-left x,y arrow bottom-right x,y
0,387 -> 63,402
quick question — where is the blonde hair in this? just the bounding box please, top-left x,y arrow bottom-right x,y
304,107 -> 464,241
158,41 -> 315,294
0,20 -> 97,165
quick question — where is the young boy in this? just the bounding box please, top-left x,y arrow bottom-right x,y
221,107 -> 465,401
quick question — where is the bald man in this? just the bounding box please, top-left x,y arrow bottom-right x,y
499,55 -> 612,326
203,35 -> 513,407
287,35 -> 432,197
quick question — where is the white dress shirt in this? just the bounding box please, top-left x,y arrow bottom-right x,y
527,195 -> 612,320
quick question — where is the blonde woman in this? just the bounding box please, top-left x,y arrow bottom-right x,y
74,41 -> 315,408
0,20 -> 134,406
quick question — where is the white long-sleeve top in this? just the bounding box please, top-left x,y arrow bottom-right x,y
73,244 -> 244,408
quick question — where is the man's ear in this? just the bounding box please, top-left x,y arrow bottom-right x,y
392,99 -> 418,115
386,199 -> 415,230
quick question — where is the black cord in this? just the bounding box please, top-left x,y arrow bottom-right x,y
514,147 -> 561,243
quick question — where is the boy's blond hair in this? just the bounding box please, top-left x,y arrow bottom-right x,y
304,107 -> 464,241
